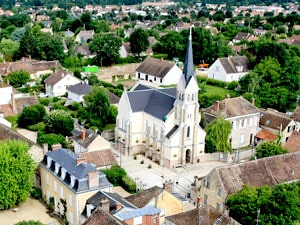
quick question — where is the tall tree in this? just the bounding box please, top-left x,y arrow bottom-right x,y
205,116 -> 232,153
89,33 -> 122,66
4,70 -> 30,88
83,86 -> 110,130
0,38 -> 19,61
129,28 -> 149,57
44,110 -> 74,136
0,140 -> 35,209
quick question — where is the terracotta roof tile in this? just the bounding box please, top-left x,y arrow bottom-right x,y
203,96 -> 260,119
125,186 -> 162,208
217,152 -> 300,195
259,108 -> 292,131
165,205 -> 241,225
292,107 -> 300,121
82,207 -> 126,225
86,149 -> 118,168
0,104 -> 15,116
284,131 -> 300,153
136,57 -> 177,78
255,129 -> 277,141
44,70 -> 73,85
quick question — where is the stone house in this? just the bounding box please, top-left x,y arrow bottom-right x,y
190,152 -> 300,214
203,96 -> 260,149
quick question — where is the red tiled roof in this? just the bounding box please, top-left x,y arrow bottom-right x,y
0,104 -> 15,116
255,129 -> 277,141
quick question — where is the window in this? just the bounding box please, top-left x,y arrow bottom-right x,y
187,94 -> 190,101
153,216 -> 157,223
240,135 -> 244,144
138,72 -> 140,78
54,181 -> 57,193
204,194 -> 208,205
60,186 -> 64,198
69,194 -> 72,207
46,174 -> 49,185
231,121 -> 236,129
192,94 -> 194,101
217,187 -> 222,197
187,126 -> 190,138
240,119 -> 246,128
215,66 -> 219,72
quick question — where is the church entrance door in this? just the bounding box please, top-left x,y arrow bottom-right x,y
185,149 -> 191,163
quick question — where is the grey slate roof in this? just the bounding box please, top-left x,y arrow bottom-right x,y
183,28 -> 195,86
44,149 -> 112,192
135,57 -> 176,78
127,88 -> 176,121
219,56 -> 250,74
67,83 -> 92,95
114,206 -> 160,221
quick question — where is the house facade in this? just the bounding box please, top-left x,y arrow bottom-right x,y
259,108 -> 297,145
135,57 -> 182,86
208,56 -> 250,82
190,152 -> 300,214
45,70 -> 82,97
40,148 -> 113,225
203,96 -> 260,149
115,29 -> 206,169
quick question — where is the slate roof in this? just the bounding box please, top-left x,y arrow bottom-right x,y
82,207 -> 126,225
127,88 -> 176,121
72,128 -> 98,148
284,131 -> 300,153
218,56 -> 250,74
67,83 -> 92,95
44,70 -> 74,86
76,30 -> 95,42
114,206 -> 160,221
215,152 -> 300,195
165,205 -> 241,225
124,186 -> 162,208
136,57 -> 176,78
203,96 -> 260,119
183,28 -> 195,86
130,83 -> 152,91
44,149 -> 112,192
107,91 -> 120,105
233,32 -> 251,41
259,108 -> 292,131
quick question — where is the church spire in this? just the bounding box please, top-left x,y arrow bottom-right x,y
182,26 -> 194,85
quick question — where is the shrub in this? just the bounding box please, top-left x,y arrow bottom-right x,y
228,80 -> 238,90
121,175 -> 136,193
148,164 -> 152,169
140,160 -> 144,164
31,187 -> 42,199
101,165 -> 127,186
28,122 -> 45,131
39,98 -> 51,106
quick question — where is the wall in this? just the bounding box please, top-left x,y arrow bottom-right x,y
0,86 -> 12,104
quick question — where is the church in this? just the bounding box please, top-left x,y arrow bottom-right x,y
115,29 -> 206,169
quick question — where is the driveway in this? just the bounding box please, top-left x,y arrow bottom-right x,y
0,198 -> 60,225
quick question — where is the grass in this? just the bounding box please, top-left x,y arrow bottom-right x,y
204,84 -> 237,97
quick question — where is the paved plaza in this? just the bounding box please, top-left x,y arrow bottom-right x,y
113,149 -> 228,200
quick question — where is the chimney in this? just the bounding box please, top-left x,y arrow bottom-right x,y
160,57 -> 164,62
115,202 -> 122,211
251,97 -> 255,105
163,179 -> 173,193
51,143 -> 62,151
76,152 -> 88,165
100,198 -> 110,212
214,100 -> 220,111
81,129 -> 86,140
196,197 -> 202,208
43,143 -> 48,155
88,170 -> 99,188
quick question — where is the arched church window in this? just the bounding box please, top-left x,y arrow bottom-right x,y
187,126 -> 190,138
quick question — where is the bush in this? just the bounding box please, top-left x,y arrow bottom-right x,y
18,104 -> 46,128
121,176 -> 136,193
148,164 -> 152,169
39,98 -> 51,106
37,133 -> 67,150
31,187 -> 42,199
228,80 -> 238,90
140,160 -> 144,164
28,122 -> 45,131
197,76 -> 227,88
101,165 -> 127,186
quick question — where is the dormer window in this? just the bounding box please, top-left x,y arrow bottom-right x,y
70,175 -> 76,187
47,157 -> 52,168
236,66 -> 243,72
55,162 -> 60,174
61,168 -> 66,180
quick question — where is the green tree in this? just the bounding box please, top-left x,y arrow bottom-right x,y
89,33 -> 122,66
37,133 -> 67,150
14,220 -> 45,225
255,141 -> 288,159
0,38 -> 19,61
101,165 -> 127,186
0,140 -> 35,209
83,86 -> 110,130
129,28 -> 149,57
18,104 -> 46,128
205,116 -> 232,153
44,110 -> 74,136
4,70 -> 30,88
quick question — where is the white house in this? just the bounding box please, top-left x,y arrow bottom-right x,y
208,56 -> 250,82
67,82 -> 92,103
45,70 -> 82,97
0,82 -> 12,105
135,57 -> 182,86
115,29 -> 206,169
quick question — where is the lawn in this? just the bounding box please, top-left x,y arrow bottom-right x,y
204,84 -> 237,97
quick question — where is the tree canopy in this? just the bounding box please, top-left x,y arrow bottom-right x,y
4,70 -> 30,88
205,116 -> 232,153
227,182 -> 300,225
44,110 -> 74,136
18,104 -> 46,128
129,28 -> 149,56
255,141 -> 288,159
0,140 -> 35,209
